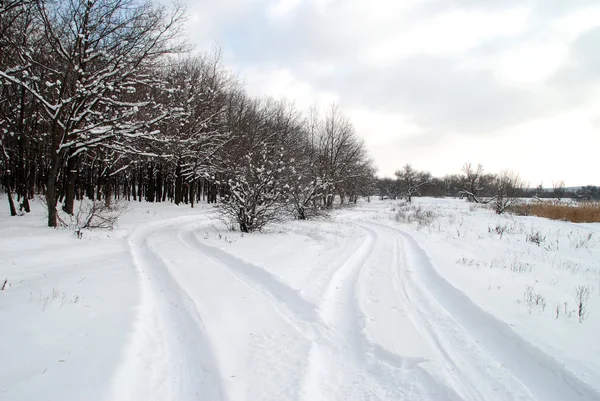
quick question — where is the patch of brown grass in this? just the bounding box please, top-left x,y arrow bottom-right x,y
508,202 -> 600,223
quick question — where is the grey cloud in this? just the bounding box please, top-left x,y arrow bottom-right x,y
318,56 -> 555,135
549,26 -> 600,105
186,0 -> 600,142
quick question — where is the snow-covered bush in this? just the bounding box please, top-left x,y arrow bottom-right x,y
288,176 -> 329,220
218,146 -> 291,233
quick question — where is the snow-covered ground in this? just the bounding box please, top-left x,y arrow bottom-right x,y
1,197 -> 599,401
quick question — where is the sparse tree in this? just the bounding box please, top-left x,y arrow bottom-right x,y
493,170 -> 523,214
460,163 -> 485,203
552,180 -> 565,202
395,164 -> 432,202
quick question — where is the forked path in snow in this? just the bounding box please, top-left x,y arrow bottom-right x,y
113,215 -> 600,401
361,220 -> 600,401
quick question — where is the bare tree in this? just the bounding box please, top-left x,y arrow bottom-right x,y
377,177 -> 401,200
395,164 -> 432,202
553,180 -> 565,201
156,52 -> 232,206
460,162 -> 485,203
316,105 -> 370,207
493,170 -> 523,214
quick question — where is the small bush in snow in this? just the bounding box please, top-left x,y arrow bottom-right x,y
394,204 -> 437,229
218,146 -> 292,233
575,285 -> 591,323
523,284 -> 546,313
455,256 -> 483,268
489,224 -> 507,239
568,231 -> 597,250
510,257 -> 533,273
58,199 -> 128,237
526,230 -> 546,247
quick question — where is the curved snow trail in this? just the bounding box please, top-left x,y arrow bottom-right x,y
364,220 -> 600,401
112,217 -> 227,401
178,225 -> 321,340
180,222 -> 464,400
111,212 -> 598,401
300,223 -> 463,401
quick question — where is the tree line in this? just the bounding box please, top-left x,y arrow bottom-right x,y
376,163 -> 598,214
0,0 -> 375,231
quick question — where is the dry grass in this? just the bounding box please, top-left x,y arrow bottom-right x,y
509,202 -> 600,223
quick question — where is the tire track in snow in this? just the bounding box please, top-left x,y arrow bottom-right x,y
181,221 -> 459,400
178,225 -> 323,341
173,219 -> 468,400
363,221 -> 521,401
112,217 -> 227,401
367,220 -> 600,401
301,224 -> 463,401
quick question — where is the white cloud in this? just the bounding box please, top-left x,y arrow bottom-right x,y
240,66 -> 339,111
362,7 -> 531,64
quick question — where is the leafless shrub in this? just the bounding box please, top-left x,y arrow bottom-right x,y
526,230 -> 546,247
70,199 -> 128,237
493,171 -> 524,214
510,256 -> 533,273
524,284 -> 535,313
568,231 -> 597,250
394,204 -> 437,229
455,256 -> 483,268
489,224 -> 507,239
523,284 -> 546,313
553,260 -> 582,275
533,293 -> 547,311
575,285 -> 591,323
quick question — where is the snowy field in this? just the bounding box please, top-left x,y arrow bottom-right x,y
1,197 -> 599,401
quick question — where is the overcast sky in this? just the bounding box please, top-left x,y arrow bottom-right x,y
182,0 -> 600,187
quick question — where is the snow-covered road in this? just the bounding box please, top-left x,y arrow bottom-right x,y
109,212 -> 600,401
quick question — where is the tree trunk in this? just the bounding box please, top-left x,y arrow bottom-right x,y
190,180 -> 195,208
62,152 -> 78,214
156,164 -> 163,202
239,208 -> 249,233
45,149 -> 63,227
46,178 -> 58,227
297,206 -> 306,220
174,160 -> 182,205
105,177 -> 112,207
7,186 -> 17,216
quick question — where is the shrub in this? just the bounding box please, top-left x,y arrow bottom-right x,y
576,285 -> 591,323
394,204 -> 436,228
526,230 -> 545,247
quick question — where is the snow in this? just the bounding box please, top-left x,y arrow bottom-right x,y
1,196 -> 599,401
